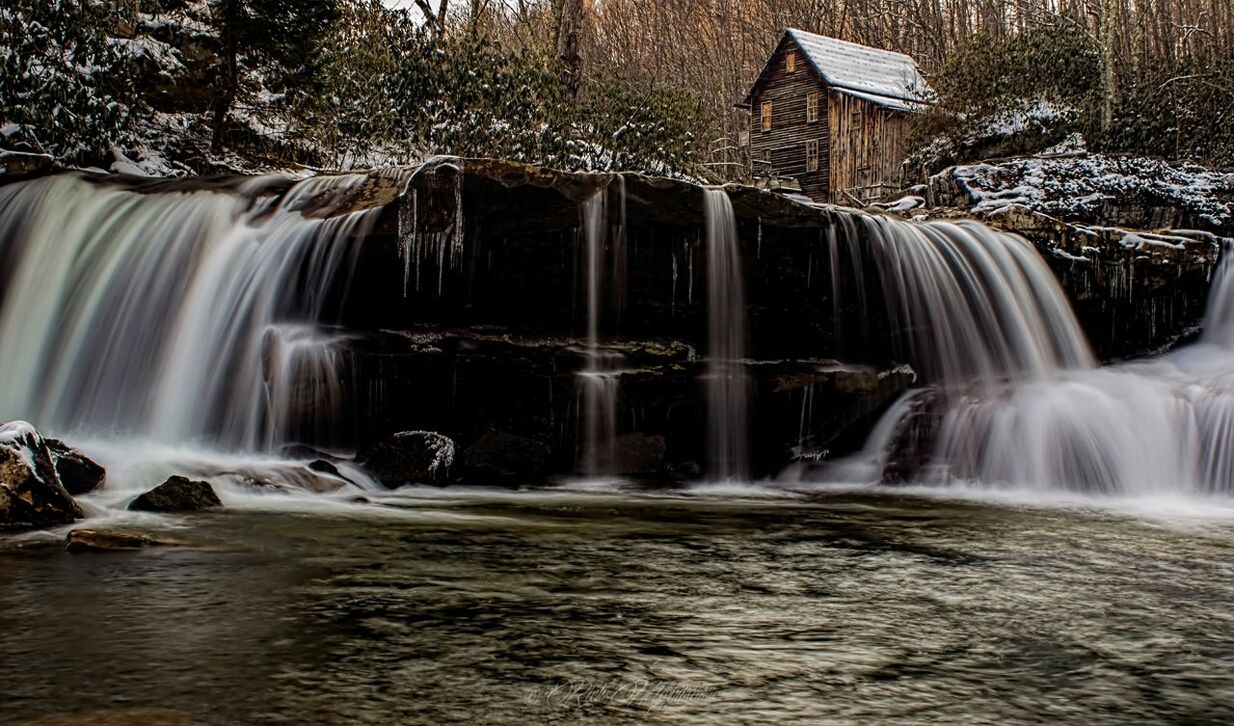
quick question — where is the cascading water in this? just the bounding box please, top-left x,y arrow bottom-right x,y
857,216 -> 1095,384
823,215 -> 1234,495
704,189 -> 750,480
576,183 -> 627,476
0,172 -> 380,451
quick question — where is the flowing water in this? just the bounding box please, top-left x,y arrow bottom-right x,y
704,189 -> 750,480
0,172 -> 378,451
821,216 -> 1234,495
3,171 -> 1234,723
3,490 -> 1234,725
576,185 -> 626,476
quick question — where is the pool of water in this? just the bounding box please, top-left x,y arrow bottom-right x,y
3,488 -> 1234,725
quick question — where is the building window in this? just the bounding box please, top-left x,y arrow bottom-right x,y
850,110 -> 864,130
806,139 -> 820,172
786,52 -> 797,73
806,91 -> 820,123
761,101 -> 773,131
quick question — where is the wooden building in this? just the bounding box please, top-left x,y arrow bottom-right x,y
740,29 -> 929,204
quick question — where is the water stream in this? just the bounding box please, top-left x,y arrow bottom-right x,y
704,189 -> 750,481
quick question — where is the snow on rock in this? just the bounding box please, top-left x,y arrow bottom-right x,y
930,153 -> 1234,233
109,145 -> 186,178
357,431 -> 457,486
872,195 -> 925,213
0,149 -> 56,179
0,421 -> 84,530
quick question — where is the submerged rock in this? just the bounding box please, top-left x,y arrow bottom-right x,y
128,476 -> 222,512
65,528 -> 193,552
45,438 -> 106,495
358,431 -> 456,486
0,421 -> 83,530
19,707 -> 205,726
462,431 -> 551,484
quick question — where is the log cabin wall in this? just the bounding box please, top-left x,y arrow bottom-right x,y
827,92 -> 912,205
747,38 -> 830,200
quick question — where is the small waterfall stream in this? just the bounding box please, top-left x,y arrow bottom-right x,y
576,187 -> 626,475
704,189 -> 750,481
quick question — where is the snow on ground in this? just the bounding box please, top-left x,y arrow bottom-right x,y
938,153 -> 1234,230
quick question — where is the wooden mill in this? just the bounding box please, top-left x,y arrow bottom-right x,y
741,28 -> 930,204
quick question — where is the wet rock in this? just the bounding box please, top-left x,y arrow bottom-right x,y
358,431 -> 456,486
309,459 -> 342,477
0,149 -> 55,182
664,460 -> 702,481
881,389 -> 944,484
462,431 -> 551,484
0,421 -> 83,530
582,433 -> 667,475
128,476 -> 222,512
65,528 -> 193,553
280,443 -> 342,462
45,438 -> 106,495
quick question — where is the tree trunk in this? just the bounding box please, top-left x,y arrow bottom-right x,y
1098,0 -> 1119,133
556,0 -> 584,99
211,0 -> 240,153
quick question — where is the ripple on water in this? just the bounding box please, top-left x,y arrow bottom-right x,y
2,492 -> 1234,725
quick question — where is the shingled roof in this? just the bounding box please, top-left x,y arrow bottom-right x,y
742,29 -> 930,113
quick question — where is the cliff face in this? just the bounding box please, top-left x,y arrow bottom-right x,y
2,156 -> 1222,480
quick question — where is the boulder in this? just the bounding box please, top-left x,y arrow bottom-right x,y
462,431 -> 551,484
0,149 -> 55,182
280,443 -> 343,462
581,433 -> 667,475
881,389 -> 944,484
128,476 -> 222,512
46,438 -> 106,495
65,528 -> 193,552
308,459 -> 342,477
0,421 -> 83,530
358,431 -> 456,486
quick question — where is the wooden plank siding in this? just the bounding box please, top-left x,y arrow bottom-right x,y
747,38 -> 830,200
826,91 -> 912,205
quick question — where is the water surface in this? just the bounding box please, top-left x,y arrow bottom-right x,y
3,489 -> 1234,724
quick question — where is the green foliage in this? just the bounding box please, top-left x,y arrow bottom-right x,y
310,16 -> 705,175
913,22 -> 1234,170
932,26 -> 1099,117
0,0 -> 708,176
0,0 -> 144,162
575,75 -> 703,173
1101,54 -> 1234,168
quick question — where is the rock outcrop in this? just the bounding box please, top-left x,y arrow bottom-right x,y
462,431 -> 552,484
46,438 -> 106,495
128,476 -> 222,512
0,421 -> 84,530
357,431 -> 456,486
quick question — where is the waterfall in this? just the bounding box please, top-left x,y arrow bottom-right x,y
0,172 -> 377,451
856,215 -> 1095,384
704,189 -> 750,480
576,182 -> 627,476
825,217 -> 1234,495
